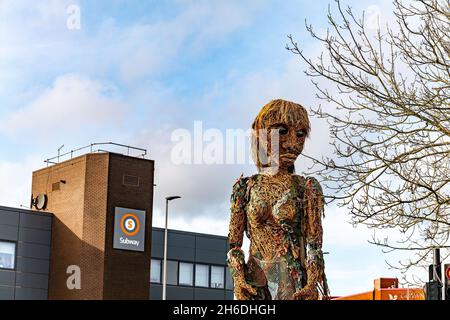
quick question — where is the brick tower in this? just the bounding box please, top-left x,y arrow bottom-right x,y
31,152 -> 154,299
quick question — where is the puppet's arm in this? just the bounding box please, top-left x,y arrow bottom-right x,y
227,176 -> 257,300
293,177 -> 328,300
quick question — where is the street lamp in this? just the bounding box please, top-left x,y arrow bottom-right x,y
162,195 -> 181,300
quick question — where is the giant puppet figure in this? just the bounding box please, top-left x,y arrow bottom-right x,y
227,99 -> 329,300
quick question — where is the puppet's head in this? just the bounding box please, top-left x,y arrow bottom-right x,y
251,99 -> 310,174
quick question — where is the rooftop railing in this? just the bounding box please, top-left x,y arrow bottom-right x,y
44,142 -> 147,166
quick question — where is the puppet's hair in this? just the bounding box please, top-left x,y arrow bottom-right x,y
251,99 -> 310,171
252,99 -> 310,133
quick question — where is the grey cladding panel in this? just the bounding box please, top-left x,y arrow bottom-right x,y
195,236 -> 227,251
195,249 -> 227,265
16,257 -> 49,275
151,244 -> 164,259
167,246 -> 195,262
168,233 -> 195,248
0,270 -> 15,286
225,291 -> 234,300
0,225 -> 18,241
151,230 -> 164,245
15,273 -> 48,290
0,210 -> 19,226
17,243 -> 50,260
150,284 -> 162,300
0,286 -> 14,300
18,228 -> 51,245
194,288 -> 226,300
0,225 -> 19,241
19,213 -> 52,230
14,287 -> 47,300
167,286 -> 194,300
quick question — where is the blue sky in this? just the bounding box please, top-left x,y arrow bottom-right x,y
0,0 -> 424,296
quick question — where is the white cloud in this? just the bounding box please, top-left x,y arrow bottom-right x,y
0,0 -> 267,89
130,125 -> 248,222
0,156 -> 42,208
324,204 -> 372,247
0,74 -> 127,139
115,0 -> 266,82
152,209 -> 229,237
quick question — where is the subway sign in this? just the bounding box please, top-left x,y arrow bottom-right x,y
113,207 -> 146,252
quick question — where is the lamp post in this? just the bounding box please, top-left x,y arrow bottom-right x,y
162,196 -> 181,300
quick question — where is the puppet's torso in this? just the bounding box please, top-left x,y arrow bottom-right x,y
233,173 -> 316,299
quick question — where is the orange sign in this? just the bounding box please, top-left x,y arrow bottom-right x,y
120,213 -> 141,237
376,288 -> 425,300
333,278 -> 425,300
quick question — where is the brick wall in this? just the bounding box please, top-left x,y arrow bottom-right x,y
31,153 -> 154,300
103,154 -> 154,300
32,155 -> 93,299
81,154 -> 109,298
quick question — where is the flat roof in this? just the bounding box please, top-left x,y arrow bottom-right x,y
0,205 -> 52,217
152,227 -> 227,240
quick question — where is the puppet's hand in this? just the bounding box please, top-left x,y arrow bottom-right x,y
292,261 -> 321,300
234,275 -> 258,299
292,285 -> 318,300
227,248 -> 257,299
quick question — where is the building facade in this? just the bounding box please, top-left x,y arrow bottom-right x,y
150,227 -> 233,300
0,206 -> 52,300
31,152 -> 155,299
0,150 -> 233,300
0,206 -> 233,300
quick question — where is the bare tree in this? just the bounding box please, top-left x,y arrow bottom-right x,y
287,0 -> 450,284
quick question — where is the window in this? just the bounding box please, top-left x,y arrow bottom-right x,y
226,267 -> 234,290
179,262 -> 193,286
0,241 -> 16,270
150,259 -> 161,283
210,266 -> 224,289
195,264 -> 209,287
167,260 -> 178,285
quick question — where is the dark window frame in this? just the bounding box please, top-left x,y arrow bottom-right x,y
209,264 -> 226,290
150,258 -> 162,284
194,263 -> 210,288
178,261 -> 194,287
0,239 -> 17,271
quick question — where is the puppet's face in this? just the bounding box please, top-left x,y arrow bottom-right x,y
252,99 -> 310,173
265,122 -> 307,171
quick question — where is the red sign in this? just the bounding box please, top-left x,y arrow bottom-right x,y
445,266 -> 450,280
